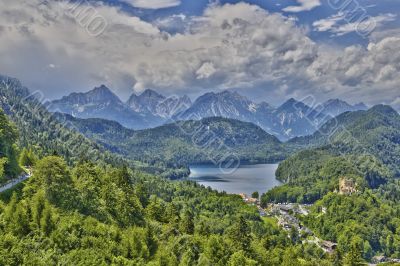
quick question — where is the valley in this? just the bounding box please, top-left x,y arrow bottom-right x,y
1,76 -> 400,265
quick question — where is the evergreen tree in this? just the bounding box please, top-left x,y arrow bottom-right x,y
4,193 -> 18,224
30,190 -> 46,230
344,238 -> 365,266
205,235 -> 229,265
165,202 -> 180,226
282,248 -> 299,266
180,208 -> 195,235
229,215 -> 252,252
33,156 -> 74,207
0,157 -> 8,181
116,165 -> 131,187
197,253 -> 211,266
40,203 -> 54,236
289,226 -> 299,244
228,250 -> 257,266
135,182 -> 149,208
146,196 -> 164,222
385,235 -> 394,256
0,108 -> 19,178
251,191 -> 259,199
19,147 -> 37,167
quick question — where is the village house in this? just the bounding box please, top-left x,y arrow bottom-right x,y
339,177 -> 357,195
239,193 -> 258,204
321,241 -> 337,254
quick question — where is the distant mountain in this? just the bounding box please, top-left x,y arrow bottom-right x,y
126,89 -> 191,118
271,98 -> 329,139
353,102 -> 368,110
176,90 -> 258,120
321,99 -> 368,117
156,95 -> 192,119
50,85 -> 122,110
127,89 -> 165,113
176,91 -> 330,140
48,86 -> 164,129
49,87 -> 377,141
56,114 -> 291,166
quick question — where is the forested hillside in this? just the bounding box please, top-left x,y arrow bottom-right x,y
263,149 -> 391,204
263,105 -> 400,204
290,105 -> 400,176
0,108 -> 20,183
260,105 -> 400,261
55,113 -> 292,167
0,77 -> 122,166
0,77 -> 191,179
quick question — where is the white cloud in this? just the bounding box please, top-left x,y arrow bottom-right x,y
313,12 -> 396,36
196,62 -> 216,79
370,28 -> 400,42
0,1 -> 399,106
153,14 -> 189,33
306,37 -> 400,104
313,12 -> 345,32
282,0 -> 321,13
121,0 -> 181,9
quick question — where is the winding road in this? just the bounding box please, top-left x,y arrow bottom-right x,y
0,172 -> 31,193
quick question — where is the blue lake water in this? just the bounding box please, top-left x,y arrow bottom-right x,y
189,164 -> 282,196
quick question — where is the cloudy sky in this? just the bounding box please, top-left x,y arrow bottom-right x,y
0,0 -> 400,108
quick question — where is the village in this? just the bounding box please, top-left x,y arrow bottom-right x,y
239,193 -> 338,255
238,176 -> 400,265
237,177 -> 358,255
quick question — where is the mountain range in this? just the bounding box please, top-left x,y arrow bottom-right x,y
54,102 -> 400,179
49,86 -> 369,140
126,89 -> 192,118
48,86 -> 191,130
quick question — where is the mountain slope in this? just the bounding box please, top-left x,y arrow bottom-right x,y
0,76 -> 124,166
0,76 -> 192,178
291,105 -> 400,143
260,104 -> 400,206
271,98 -> 329,139
127,89 -> 191,118
176,91 -> 258,121
321,99 -> 368,117
126,89 -> 165,113
49,86 -> 164,129
56,114 -> 290,167
177,92 -> 331,140
265,105 -> 400,206
291,105 -> 400,176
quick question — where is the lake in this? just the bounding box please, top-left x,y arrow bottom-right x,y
189,164 -> 282,196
